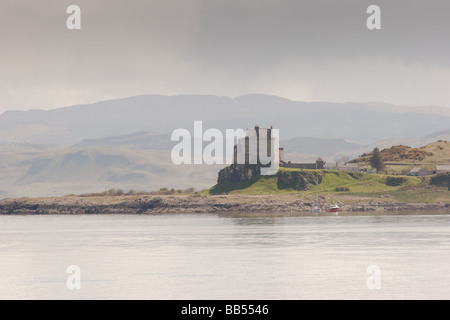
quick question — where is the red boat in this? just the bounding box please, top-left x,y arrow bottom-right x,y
326,204 -> 340,213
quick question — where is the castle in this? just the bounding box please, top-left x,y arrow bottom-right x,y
233,125 -> 325,170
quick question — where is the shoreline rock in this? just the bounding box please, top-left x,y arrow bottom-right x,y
0,195 -> 449,215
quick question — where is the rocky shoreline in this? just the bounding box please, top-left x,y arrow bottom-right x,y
0,195 -> 449,215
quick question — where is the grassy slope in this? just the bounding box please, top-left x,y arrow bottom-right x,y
357,140 -> 450,174
210,175 -> 288,195
209,167 -> 449,203
419,141 -> 450,165
209,140 -> 450,203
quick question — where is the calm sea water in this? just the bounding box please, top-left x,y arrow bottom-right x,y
0,213 -> 449,300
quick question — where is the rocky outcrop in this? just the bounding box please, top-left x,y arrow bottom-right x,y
217,165 -> 260,183
217,165 -> 322,192
345,201 -> 450,213
0,196 -> 449,215
277,171 -> 321,191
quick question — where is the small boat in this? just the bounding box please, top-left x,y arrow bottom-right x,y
326,204 -> 340,213
311,207 -> 321,214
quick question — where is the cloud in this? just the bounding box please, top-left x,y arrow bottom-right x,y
247,58 -> 450,106
1,0 -> 450,112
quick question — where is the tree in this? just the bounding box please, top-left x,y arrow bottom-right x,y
369,147 -> 385,174
335,154 -> 350,164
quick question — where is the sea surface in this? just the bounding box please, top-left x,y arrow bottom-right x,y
0,213 -> 449,300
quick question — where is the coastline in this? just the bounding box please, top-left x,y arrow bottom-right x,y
0,194 -> 449,216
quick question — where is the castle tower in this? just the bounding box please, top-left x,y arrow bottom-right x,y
316,157 -> 325,169
234,125 -> 276,167
279,148 -> 285,163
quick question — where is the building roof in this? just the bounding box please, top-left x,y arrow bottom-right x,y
436,165 -> 450,171
343,163 -> 359,167
409,168 -> 425,173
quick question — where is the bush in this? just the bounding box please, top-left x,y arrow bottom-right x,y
347,172 -> 363,179
103,189 -> 125,196
183,187 -> 196,193
335,187 -> 350,192
430,173 -> 450,188
156,187 -> 174,195
153,187 -> 196,195
386,176 -> 407,186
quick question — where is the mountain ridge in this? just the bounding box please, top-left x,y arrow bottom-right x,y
2,94 -> 450,145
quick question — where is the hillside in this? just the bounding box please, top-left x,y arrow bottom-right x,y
76,132 -> 173,150
1,94 -> 450,199
2,95 -> 450,145
349,140 -> 450,173
280,137 -> 364,157
211,167 -> 450,204
76,131 -> 363,157
212,168 -> 414,194
209,167 -> 450,203
0,144 -> 223,198
426,129 -> 450,139
0,131 -> 366,198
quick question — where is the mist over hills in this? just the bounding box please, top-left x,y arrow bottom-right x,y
0,143 -> 223,198
77,132 -> 173,150
1,94 -> 449,198
2,94 -> 450,145
425,128 -> 450,139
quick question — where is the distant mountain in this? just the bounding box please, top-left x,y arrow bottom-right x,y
77,132 -> 173,150
281,137 -> 364,157
366,102 -> 450,117
0,143 -> 223,198
2,94 -> 450,145
0,130 -> 368,198
76,131 -> 364,155
425,128 -> 450,139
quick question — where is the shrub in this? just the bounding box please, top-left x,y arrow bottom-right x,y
347,172 -> 363,179
386,176 -> 407,186
156,187 -> 174,195
183,187 -> 196,193
430,173 -> 450,188
335,187 -> 350,192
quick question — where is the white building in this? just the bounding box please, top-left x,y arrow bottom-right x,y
407,168 -> 433,176
436,165 -> 450,174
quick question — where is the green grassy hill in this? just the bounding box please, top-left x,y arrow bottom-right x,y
209,167 -> 450,203
210,167 -> 420,195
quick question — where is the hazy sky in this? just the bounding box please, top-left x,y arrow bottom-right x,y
1,0 -> 450,113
